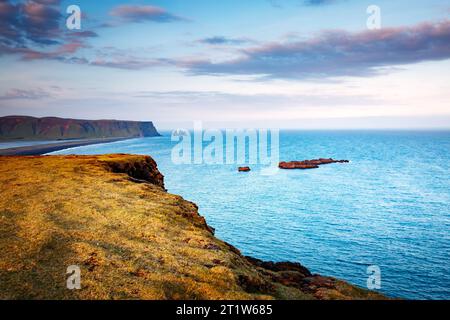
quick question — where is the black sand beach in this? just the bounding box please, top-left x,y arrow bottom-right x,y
0,137 -> 130,156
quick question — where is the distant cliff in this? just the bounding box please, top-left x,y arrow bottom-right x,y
0,116 -> 160,140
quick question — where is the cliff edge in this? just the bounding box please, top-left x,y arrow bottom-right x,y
0,116 -> 160,141
0,154 -> 386,300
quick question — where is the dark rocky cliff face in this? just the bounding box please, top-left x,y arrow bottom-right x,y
0,116 -> 160,140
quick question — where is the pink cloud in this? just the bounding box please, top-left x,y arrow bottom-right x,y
109,5 -> 185,23
186,20 -> 450,80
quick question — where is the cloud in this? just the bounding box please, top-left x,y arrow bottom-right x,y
109,5 -> 186,24
32,0 -> 61,4
26,47 -> 172,70
199,36 -> 253,46
0,88 -> 51,100
0,0 -> 62,46
303,0 -> 339,5
184,20 -> 450,80
134,90 -> 229,100
132,90 -> 383,107
0,0 -> 96,62
22,1 -> 62,44
21,42 -> 88,61
89,57 -> 169,70
268,0 -> 340,8
66,31 -> 98,38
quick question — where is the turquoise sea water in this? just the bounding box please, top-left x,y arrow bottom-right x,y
49,131 -> 450,300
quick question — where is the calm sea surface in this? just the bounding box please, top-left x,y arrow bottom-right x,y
46,131 -> 450,300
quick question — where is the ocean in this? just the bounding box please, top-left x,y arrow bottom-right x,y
47,130 -> 450,300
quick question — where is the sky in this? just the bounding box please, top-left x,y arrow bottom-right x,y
0,0 -> 449,129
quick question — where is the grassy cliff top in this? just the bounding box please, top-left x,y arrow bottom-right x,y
0,154 -> 387,300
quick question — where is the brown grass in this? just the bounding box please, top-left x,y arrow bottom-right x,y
0,154 -> 387,300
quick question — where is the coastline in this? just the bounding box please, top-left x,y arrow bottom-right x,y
0,137 -> 133,156
0,154 -> 388,300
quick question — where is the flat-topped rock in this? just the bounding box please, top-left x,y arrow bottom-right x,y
279,158 -> 349,170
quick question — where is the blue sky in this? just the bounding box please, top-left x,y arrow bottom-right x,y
1,0 -> 449,129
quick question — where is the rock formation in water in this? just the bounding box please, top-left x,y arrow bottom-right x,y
279,158 -> 350,170
0,116 -> 160,140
